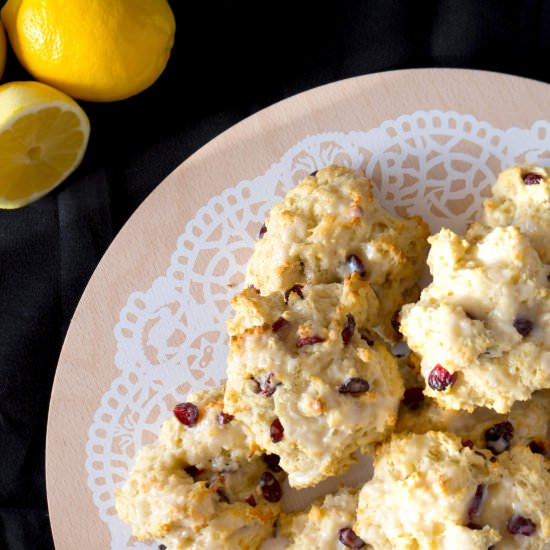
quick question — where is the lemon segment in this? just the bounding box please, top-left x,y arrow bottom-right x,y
0,81 -> 90,209
1,0 -> 176,102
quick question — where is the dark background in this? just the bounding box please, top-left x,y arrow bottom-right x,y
0,1 -> 549,548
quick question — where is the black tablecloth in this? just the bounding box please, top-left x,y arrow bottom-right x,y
1,1 -> 549,548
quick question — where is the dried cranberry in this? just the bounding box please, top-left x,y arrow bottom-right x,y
296,335 -> 326,347
338,377 -> 370,395
184,465 -> 201,478
261,371 -> 281,397
259,224 -> 267,239
523,173 -> 543,185
468,484 -> 487,519
174,402 -> 199,427
284,284 -> 304,302
507,515 -> 536,536
159,545 -> 167,550
529,440 -> 546,455
272,317 -> 289,333
467,522 -> 483,530
341,314 -> 356,345
403,387 -> 425,410
249,377 -> 261,394
485,421 -> 514,454
338,527 -> 366,548
346,254 -> 367,278
217,412 -> 234,425
270,417 -> 284,442
462,440 -> 474,449
259,472 -> 282,502
427,365 -> 458,391
248,284 -> 261,294
262,453 -> 282,472
216,489 -> 230,503
245,494 -> 257,507
514,317 -> 533,337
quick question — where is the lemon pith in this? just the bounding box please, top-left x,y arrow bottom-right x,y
1,0 -> 176,102
0,81 -> 90,209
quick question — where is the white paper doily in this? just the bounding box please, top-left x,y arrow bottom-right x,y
85,110 -> 550,549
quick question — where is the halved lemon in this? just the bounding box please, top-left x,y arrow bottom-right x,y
0,81 -> 90,209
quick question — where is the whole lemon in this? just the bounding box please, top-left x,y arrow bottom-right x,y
1,0 -> 175,102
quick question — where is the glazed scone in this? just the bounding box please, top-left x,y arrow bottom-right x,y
355,432 -> 550,549
245,164 -> 429,343
400,224 -> 550,413
115,386 -> 282,550
355,431 -> 501,549
280,487 -> 365,549
225,277 -> 404,488
483,165 -> 550,262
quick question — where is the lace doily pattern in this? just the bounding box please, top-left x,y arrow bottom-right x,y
85,110 -> 550,548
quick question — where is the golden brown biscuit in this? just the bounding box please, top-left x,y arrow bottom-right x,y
245,164 -> 429,343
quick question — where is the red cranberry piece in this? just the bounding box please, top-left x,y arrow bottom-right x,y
403,387 -> 425,410
284,284 -> 304,303
468,484 -> 487,519
346,254 -> 366,278
261,371 -> 281,397
258,224 -> 267,239
249,377 -> 261,394
485,421 -> 514,454
217,412 -> 234,425
338,527 -> 366,548
341,314 -> 356,345
174,402 -> 199,427
529,440 -> 546,455
216,488 -> 230,503
507,515 -> 536,536
514,317 -> 533,337
270,417 -> 284,442
262,453 -> 282,472
272,317 -> 289,333
296,335 -> 326,347
462,439 -> 474,449
245,494 -> 257,507
259,472 -> 282,502
523,172 -> 543,185
338,377 -> 370,395
248,284 -> 261,294
427,365 -> 458,391
159,545 -> 167,550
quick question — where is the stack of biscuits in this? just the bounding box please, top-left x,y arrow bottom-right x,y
116,164 -> 550,549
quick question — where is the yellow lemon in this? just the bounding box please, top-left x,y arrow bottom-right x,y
0,81 -> 90,209
1,0 -> 175,102
0,20 -> 6,80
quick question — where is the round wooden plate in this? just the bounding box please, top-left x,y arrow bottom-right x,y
46,69 -> 550,548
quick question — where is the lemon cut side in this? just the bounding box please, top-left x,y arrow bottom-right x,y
0,81 -> 90,209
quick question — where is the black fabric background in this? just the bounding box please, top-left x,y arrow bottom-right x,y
0,1 -> 549,548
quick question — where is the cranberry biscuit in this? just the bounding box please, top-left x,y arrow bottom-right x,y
115,386 -> 282,550
483,165 -> 550,262
245,164 -> 429,343
400,224 -> 550,413
355,432 -> 550,549
280,487 -> 364,549
225,277 -> 404,488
